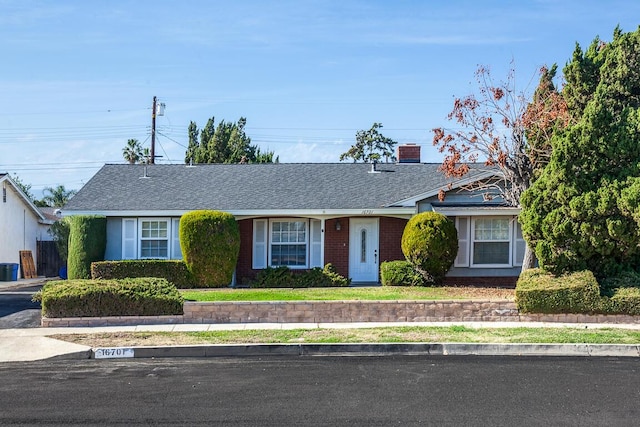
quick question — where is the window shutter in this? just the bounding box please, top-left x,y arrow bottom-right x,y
454,217 -> 470,267
122,219 -> 137,259
310,219 -> 322,268
171,218 -> 182,260
253,219 -> 268,269
513,220 -> 526,266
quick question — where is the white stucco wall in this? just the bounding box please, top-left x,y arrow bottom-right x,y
0,184 -> 40,277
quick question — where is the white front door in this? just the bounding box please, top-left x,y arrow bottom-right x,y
349,218 -> 379,282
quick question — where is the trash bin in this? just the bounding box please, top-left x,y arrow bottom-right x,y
0,263 -> 19,282
0,264 -> 10,282
9,263 -> 18,281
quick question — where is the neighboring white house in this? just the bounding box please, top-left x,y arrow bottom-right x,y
0,173 -> 54,278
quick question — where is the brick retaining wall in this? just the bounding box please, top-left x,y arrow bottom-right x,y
41,300 -> 640,327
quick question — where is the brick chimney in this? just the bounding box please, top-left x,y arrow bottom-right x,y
396,143 -> 421,163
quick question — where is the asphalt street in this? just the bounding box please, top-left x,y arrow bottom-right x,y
0,285 -> 41,329
0,356 -> 638,426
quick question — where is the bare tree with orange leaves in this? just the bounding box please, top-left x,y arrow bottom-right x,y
432,63 -> 570,269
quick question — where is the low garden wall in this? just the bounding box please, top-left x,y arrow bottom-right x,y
41,300 -> 640,327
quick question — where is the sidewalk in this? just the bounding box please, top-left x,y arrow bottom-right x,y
1,321 -> 640,362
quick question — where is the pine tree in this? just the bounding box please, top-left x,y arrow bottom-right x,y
520,26 -> 640,279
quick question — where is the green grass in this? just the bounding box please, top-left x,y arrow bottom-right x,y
181,286 -> 513,302
55,326 -> 640,347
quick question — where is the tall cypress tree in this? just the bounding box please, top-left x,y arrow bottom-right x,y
520,26 -> 640,279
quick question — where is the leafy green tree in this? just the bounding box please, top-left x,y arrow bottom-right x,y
520,26 -> 640,279
340,122 -> 397,163
48,217 -> 70,263
9,174 -> 36,202
122,138 -> 143,164
185,117 -> 278,164
41,185 -> 77,207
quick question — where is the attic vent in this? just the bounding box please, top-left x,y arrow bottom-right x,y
2,185 -> 5,203
368,160 -> 381,174
139,166 -> 150,179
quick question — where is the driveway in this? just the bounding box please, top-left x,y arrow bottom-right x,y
0,285 -> 42,329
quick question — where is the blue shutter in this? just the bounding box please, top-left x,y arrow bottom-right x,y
171,218 -> 182,260
122,219 -> 137,259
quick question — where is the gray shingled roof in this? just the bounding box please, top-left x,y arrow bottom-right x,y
63,163 -> 492,212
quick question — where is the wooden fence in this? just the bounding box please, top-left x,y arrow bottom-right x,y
36,241 -> 63,277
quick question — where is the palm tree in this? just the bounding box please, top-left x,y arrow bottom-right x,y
42,185 -> 77,207
139,147 -> 151,164
122,138 -> 142,164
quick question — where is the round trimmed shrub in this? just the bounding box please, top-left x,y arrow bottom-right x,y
67,215 -> 107,280
401,212 -> 457,285
179,210 -> 240,287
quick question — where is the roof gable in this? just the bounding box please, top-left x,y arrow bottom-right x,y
0,174 -> 47,221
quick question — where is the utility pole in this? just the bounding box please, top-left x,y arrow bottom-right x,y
150,96 -> 157,164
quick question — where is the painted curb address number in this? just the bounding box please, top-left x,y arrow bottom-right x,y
94,348 -> 135,359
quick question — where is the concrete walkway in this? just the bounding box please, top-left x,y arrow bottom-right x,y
0,277 -> 51,291
2,321 -> 640,362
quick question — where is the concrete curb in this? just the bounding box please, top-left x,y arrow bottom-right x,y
87,342 -> 640,360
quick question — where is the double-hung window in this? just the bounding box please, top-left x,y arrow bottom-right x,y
271,220 -> 307,267
140,220 -> 169,258
472,217 -> 511,266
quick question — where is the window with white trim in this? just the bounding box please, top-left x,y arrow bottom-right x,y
271,220 -> 307,267
471,217 -> 511,266
140,219 -> 169,258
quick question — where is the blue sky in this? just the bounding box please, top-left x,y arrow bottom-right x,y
1,0 -> 639,196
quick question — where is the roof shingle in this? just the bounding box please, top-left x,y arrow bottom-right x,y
64,163 -> 490,212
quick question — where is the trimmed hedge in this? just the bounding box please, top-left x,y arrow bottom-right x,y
515,268 -> 640,315
401,212 -> 457,285
36,278 -> 183,318
67,215 -> 107,279
91,260 -> 198,289
516,269 -> 602,314
180,210 -> 240,287
380,260 -> 425,286
608,287 -> 640,315
250,264 -> 351,288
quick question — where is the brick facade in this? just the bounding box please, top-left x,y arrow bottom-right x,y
235,216 -> 402,283
324,217 -> 350,278
379,217 -> 407,264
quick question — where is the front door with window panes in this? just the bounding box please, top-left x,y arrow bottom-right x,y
349,218 -> 379,282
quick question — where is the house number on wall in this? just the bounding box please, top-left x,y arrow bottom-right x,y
361,210 -> 374,215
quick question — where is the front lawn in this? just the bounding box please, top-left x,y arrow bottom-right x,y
181,286 -> 514,302
53,325 -> 640,347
